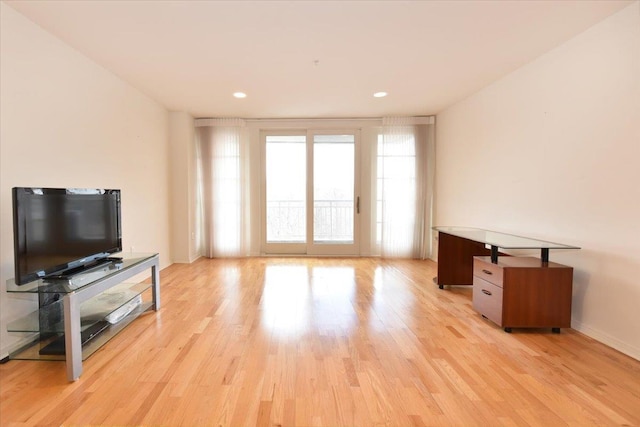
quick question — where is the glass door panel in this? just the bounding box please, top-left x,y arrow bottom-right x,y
313,135 -> 355,243
308,132 -> 359,255
265,135 -> 306,253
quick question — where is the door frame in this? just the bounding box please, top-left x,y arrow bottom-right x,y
260,129 -> 361,256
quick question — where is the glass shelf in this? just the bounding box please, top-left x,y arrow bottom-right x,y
9,301 -> 154,362
7,281 -> 152,334
6,253 -> 157,294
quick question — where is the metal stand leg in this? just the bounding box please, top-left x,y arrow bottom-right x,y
151,260 -> 161,310
63,293 -> 82,381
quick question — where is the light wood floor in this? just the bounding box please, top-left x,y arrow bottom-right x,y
1,257 -> 639,426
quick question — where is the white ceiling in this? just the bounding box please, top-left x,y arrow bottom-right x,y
6,0 -> 633,119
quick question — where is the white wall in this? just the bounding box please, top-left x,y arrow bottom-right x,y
169,112 -> 198,263
435,3 -> 640,359
0,3 -> 172,358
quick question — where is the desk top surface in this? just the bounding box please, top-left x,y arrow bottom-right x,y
433,227 -> 580,250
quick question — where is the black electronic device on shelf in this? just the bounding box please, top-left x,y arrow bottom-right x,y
38,321 -> 110,355
12,187 -> 122,285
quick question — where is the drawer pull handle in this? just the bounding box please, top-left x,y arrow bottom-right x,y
482,289 -> 492,296
482,269 -> 493,275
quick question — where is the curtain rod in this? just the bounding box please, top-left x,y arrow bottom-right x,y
244,117 -> 383,122
195,116 -> 434,126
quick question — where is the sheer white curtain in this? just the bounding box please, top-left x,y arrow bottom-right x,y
195,118 -> 250,257
376,116 -> 435,259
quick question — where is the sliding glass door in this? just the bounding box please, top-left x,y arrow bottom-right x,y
262,130 -> 360,255
309,133 -> 358,255
264,133 -> 307,254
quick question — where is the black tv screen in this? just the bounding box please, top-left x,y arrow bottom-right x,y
12,187 -> 122,285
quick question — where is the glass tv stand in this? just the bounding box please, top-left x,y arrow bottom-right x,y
6,253 -> 160,381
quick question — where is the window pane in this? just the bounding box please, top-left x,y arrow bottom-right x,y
266,136 -> 306,242
313,135 -> 354,243
376,132 -> 417,251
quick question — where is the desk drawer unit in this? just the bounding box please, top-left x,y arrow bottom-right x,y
472,256 -> 573,333
473,276 -> 503,325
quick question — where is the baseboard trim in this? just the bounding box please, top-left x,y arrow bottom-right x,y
0,332 -> 39,362
572,319 -> 640,361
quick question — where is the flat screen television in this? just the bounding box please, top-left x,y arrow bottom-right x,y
12,187 -> 122,285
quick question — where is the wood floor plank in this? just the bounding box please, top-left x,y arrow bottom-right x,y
1,257 -> 639,426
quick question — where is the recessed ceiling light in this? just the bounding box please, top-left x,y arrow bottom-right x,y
373,92 -> 388,98
233,92 -> 247,98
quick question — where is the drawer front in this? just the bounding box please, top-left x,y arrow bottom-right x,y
473,258 -> 504,287
473,276 -> 503,326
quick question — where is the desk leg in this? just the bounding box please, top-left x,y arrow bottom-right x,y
63,293 -> 82,381
541,248 -> 550,264
151,260 -> 161,310
491,246 -> 499,263
437,232 -> 492,287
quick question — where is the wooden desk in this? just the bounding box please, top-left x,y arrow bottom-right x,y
433,227 -> 579,289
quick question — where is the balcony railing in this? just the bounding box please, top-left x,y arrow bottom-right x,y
266,200 -> 353,242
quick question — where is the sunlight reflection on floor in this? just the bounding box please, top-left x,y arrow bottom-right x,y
260,264 -> 359,337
